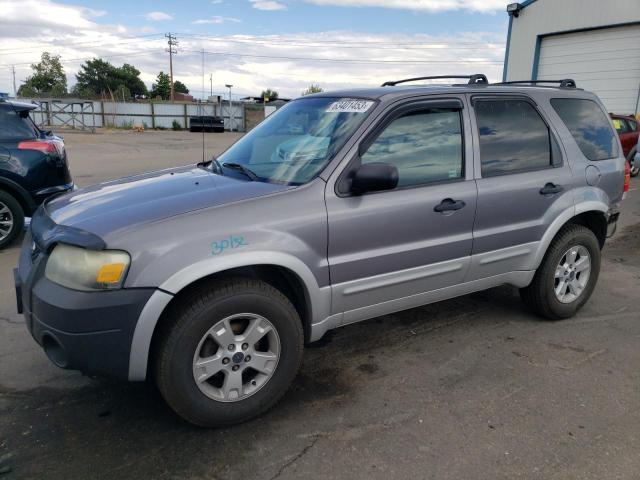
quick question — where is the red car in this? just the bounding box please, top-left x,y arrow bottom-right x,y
610,113 -> 639,158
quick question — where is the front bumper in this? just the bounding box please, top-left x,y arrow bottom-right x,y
16,232 -> 155,380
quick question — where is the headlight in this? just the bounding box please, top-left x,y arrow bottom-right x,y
45,243 -> 130,291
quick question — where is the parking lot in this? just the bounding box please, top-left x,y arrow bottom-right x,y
1,130 -> 639,479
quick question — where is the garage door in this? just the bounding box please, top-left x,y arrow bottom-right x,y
537,24 -> 640,115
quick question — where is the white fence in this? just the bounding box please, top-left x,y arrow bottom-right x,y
21,98 -> 245,131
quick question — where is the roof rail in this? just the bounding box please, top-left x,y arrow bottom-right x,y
381,74 -> 488,87
493,79 -> 577,88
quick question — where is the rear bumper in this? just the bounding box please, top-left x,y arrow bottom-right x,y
16,244 -> 155,380
31,182 -> 74,208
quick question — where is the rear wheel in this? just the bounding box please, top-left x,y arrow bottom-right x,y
0,191 -> 24,250
154,278 -> 304,427
520,225 -> 600,320
629,148 -> 639,177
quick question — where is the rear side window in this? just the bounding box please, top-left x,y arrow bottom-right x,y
361,108 -> 463,187
474,99 -> 552,177
550,98 -> 618,161
0,106 -> 38,142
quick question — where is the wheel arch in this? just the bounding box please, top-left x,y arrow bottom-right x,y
128,252 -> 330,381
0,177 -> 35,216
533,202 -> 608,270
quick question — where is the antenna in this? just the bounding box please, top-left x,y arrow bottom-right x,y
201,49 -> 205,164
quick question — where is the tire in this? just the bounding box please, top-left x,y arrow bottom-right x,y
154,277 -> 304,427
520,224 -> 600,320
628,148 -> 639,177
0,191 -> 24,250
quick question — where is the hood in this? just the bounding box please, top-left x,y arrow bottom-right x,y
45,165 -> 292,238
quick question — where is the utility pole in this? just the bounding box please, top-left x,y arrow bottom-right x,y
225,84 -> 233,132
210,74 -> 213,98
11,66 -> 17,97
165,33 -> 178,101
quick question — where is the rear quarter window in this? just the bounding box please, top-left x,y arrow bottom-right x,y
550,98 -> 618,161
0,106 -> 38,142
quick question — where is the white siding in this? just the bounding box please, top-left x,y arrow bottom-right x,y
537,25 -> 640,114
505,0 -> 640,114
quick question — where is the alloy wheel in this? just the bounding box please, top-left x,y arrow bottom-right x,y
192,313 -> 281,402
554,245 -> 591,304
0,201 -> 14,242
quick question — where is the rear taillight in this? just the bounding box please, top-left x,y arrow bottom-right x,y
18,140 -> 57,154
623,161 -> 630,194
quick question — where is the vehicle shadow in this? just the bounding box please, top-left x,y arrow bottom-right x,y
0,284 -> 536,479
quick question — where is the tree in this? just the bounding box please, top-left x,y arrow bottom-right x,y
74,58 -> 148,98
117,63 -> 148,97
174,80 -> 189,94
150,72 -> 171,100
17,52 -> 67,97
261,88 -> 279,102
302,84 -> 323,96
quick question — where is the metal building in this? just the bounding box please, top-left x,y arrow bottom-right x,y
503,0 -> 640,115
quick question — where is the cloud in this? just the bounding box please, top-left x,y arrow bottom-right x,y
303,0 -> 507,13
145,11 -> 173,21
0,1 -> 506,101
0,0 -> 101,29
250,0 -> 287,11
192,16 -> 241,24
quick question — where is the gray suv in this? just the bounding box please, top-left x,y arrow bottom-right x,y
15,75 -> 627,426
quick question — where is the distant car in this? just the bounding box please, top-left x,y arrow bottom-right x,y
189,115 -> 224,133
0,100 -> 73,249
610,113 -> 639,174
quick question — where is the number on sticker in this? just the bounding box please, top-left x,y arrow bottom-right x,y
326,99 -> 374,113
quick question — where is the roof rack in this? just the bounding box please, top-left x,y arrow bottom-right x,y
381,74 -> 488,87
493,79 -> 577,88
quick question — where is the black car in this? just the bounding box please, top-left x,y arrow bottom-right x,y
189,115 -> 224,132
0,100 -> 73,249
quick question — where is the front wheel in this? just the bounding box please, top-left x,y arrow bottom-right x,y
520,225 -> 600,320
0,191 -> 24,250
154,278 -> 304,427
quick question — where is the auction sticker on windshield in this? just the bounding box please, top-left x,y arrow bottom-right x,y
326,99 -> 374,113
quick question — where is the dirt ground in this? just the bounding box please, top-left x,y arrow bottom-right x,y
1,130 -> 639,479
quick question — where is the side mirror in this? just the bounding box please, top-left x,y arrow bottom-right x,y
351,162 -> 399,194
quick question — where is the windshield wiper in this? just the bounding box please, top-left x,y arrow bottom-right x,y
197,156 -> 224,176
222,162 -> 259,181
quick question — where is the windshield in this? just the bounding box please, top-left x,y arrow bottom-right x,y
217,97 -> 375,185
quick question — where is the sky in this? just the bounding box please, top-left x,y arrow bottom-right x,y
0,0 -> 512,99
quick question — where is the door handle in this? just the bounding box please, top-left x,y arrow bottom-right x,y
434,198 -> 466,213
539,183 -> 564,195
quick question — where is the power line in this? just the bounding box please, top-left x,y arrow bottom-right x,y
0,33 -> 164,55
181,33 -> 504,51
0,50 -> 159,68
180,48 -> 503,65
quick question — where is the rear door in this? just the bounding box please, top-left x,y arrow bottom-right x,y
467,95 -> 574,281
325,96 -> 477,319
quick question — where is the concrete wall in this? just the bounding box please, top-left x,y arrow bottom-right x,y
504,0 -> 640,81
20,98 -> 246,131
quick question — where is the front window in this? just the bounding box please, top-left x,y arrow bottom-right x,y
217,97 -> 375,185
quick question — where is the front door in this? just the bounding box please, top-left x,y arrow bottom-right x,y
325,97 -> 477,320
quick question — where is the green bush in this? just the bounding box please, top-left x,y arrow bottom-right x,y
171,120 -> 182,131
